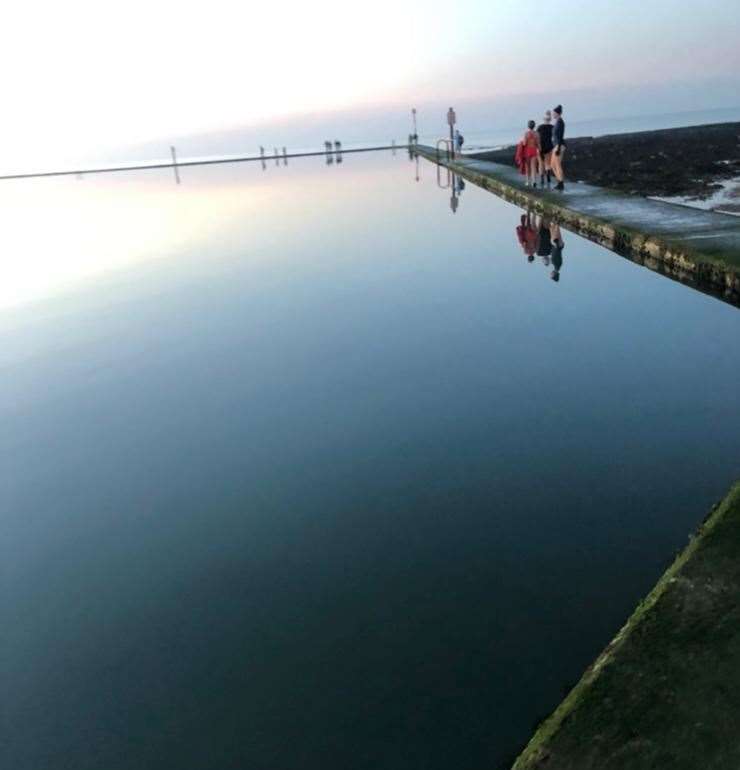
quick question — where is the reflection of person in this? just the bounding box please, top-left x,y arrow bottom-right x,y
516,213 -> 539,261
550,223 -> 564,280
536,216 -> 552,264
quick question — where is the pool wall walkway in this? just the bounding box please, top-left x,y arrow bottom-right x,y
415,145 -> 740,306
510,481 -> 740,769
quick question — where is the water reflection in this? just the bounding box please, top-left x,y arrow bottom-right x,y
516,213 -> 565,278
550,222 -> 564,281
427,161 -> 569,279
436,165 -> 466,213
449,173 -> 466,213
408,147 -> 420,182
516,212 -> 538,261
170,146 -> 181,185
537,216 -> 552,265
4,148 -> 740,770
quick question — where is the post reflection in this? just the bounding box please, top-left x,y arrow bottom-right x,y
170,145 -> 181,185
449,173 -> 465,213
408,146 -> 420,181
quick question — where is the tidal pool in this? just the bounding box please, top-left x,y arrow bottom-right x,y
3,150 -> 739,770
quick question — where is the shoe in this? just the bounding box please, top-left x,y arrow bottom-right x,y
533,183 -> 537,189
555,181 -> 564,191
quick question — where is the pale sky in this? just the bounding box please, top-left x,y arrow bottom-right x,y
3,0 -> 739,165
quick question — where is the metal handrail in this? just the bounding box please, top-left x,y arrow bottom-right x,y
436,138 -> 452,159
435,138 -> 453,189
436,163 -> 451,190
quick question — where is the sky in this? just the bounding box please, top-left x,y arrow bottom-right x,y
3,0 -> 739,167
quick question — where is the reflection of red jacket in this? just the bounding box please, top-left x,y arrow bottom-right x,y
514,142 -> 527,175
517,224 -> 538,254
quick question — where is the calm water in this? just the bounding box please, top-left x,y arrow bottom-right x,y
3,151 -> 739,770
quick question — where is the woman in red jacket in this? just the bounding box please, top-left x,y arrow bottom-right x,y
521,120 -> 541,188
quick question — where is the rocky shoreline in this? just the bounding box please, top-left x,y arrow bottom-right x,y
471,122 -> 740,210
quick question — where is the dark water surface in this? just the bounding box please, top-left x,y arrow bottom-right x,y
3,152 -> 739,770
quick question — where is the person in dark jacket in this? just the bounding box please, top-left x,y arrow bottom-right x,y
537,110 -> 554,187
551,105 -> 566,190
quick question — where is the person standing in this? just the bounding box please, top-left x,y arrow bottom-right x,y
521,120 -> 540,187
551,105 -> 566,190
537,110 -> 554,187
454,129 -> 464,157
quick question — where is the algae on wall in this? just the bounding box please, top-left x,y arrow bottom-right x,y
512,482 -> 740,770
